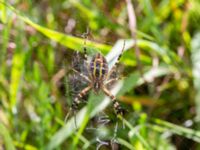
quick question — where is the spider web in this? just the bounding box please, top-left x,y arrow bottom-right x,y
63,48 -> 128,150
67,51 -> 89,106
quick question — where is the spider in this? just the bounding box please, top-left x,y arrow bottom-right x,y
71,40 -> 125,116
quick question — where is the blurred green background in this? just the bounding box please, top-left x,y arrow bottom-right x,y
1,0 -> 200,149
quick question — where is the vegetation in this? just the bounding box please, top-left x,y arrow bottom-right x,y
0,0 -> 200,149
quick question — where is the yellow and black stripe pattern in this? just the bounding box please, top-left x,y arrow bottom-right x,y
90,53 -> 108,80
103,87 -> 125,116
72,86 -> 92,109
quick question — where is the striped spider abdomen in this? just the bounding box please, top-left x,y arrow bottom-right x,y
90,53 -> 108,92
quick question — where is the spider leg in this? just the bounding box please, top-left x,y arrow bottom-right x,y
114,40 -> 125,65
105,66 -> 116,81
72,85 -> 92,110
72,68 -> 91,82
67,85 -> 91,128
82,30 -> 94,80
83,28 -> 90,61
105,77 -> 122,85
102,87 -> 124,116
83,43 -> 88,61
106,41 -> 125,80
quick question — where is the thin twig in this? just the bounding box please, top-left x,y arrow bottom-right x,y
126,0 -> 145,81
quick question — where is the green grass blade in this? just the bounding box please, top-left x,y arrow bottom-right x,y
0,3 -> 13,68
122,118 -> 153,150
20,16 -> 111,53
72,108 -> 90,149
150,118 -> 200,143
107,39 -> 182,68
69,0 -> 96,19
191,32 -> 200,121
117,138 -> 135,150
9,50 -> 25,112
0,0 -> 6,23
127,39 -> 181,65
0,123 -> 16,150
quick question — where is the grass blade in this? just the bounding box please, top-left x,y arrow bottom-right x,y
0,123 -> 15,150
122,118 -> 153,150
191,32 -> 200,121
150,118 -> 200,143
117,138 -> 135,150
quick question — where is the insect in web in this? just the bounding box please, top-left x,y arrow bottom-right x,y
70,40 -> 126,118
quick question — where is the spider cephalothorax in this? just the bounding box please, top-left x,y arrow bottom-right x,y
71,41 -> 125,116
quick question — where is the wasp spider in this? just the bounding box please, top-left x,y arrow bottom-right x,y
71,41 -> 125,116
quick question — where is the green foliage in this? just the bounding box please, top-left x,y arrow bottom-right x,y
0,123 -> 15,150
0,0 -> 200,149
